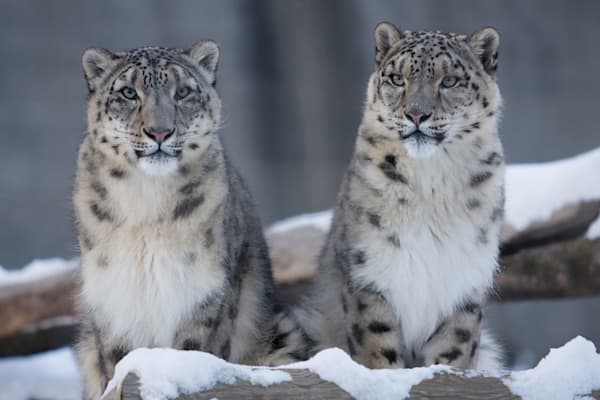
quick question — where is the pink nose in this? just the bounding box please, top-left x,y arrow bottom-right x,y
405,112 -> 432,126
143,128 -> 174,144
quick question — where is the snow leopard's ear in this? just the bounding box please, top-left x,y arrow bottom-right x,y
467,27 -> 500,76
188,40 -> 220,84
374,22 -> 404,67
82,48 -> 119,92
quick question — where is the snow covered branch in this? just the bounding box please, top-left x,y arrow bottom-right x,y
101,337 -> 600,400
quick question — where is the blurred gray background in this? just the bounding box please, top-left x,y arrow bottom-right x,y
0,0 -> 599,368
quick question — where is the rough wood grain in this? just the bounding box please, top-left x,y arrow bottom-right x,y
108,370 -> 600,400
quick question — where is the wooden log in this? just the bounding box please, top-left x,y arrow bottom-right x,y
102,370 -> 600,400
497,238 -> 600,299
0,317 -> 78,357
0,268 -> 78,338
500,200 -> 600,256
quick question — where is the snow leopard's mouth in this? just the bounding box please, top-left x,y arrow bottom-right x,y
401,129 -> 445,144
135,149 -> 180,159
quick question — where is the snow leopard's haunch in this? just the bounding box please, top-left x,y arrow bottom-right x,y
74,42 -> 308,399
297,22 -> 505,370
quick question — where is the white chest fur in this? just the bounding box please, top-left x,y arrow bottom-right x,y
81,226 -> 225,348
352,214 -> 497,350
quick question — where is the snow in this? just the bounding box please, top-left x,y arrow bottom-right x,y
267,210 -> 333,234
0,257 -> 78,286
504,148 -> 600,239
503,336 -> 600,400
284,348 -> 450,400
0,347 -> 81,400
267,148 -> 600,239
102,348 -> 292,400
1,337 -> 600,400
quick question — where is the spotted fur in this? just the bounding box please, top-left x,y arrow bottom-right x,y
74,42 -> 307,399
297,23 -> 504,370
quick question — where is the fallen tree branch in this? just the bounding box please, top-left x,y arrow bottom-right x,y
0,268 -> 78,338
0,317 -> 78,357
500,200 -> 600,256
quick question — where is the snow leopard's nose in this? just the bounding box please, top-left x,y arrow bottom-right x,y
143,127 -> 175,144
405,112 -> 432,126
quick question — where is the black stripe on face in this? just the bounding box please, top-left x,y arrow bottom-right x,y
173,194 -> 205,220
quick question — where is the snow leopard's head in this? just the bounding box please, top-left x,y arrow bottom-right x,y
365,22 -> 501,159
82,41 -> 221,176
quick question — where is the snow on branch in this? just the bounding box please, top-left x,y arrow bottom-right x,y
102,337 -> 600,400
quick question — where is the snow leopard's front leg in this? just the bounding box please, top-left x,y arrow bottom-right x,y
173,298 -> 233,358
420,301 -> 483,368
344,286 -> 406,369
77,319 -> 129,400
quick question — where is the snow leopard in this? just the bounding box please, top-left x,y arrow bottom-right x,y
297,23 -> 505,370
74,41 -> 308,399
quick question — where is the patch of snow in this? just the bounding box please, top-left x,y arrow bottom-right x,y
103,348 -> 292,400
504,336 -> 600,400
284,348 -> 450,400
0,347 -> 81,400
0,257 -> 78,287
504,148 -> 600,237
267,210 -> 333,234
586,217 -> 600,240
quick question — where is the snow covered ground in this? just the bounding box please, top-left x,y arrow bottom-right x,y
0,347 -> 81,400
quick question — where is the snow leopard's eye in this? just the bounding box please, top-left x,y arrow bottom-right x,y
175,87 -> 191,100
390,74 -> 405,87
120,87 -> 138,100
441,76 -> 458,89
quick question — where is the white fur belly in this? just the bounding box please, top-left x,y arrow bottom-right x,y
81,229 -> 225,348
352,220 -> 496,350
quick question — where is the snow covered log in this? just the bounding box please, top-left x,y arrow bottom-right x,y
105,370 -> 527,400
101,337 -> 600,400
0,259 -> 78,339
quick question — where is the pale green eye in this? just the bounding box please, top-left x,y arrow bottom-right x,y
390,74 -> 404,87
441,76 -> 458,88
176,87 -> 191,99
120,86 -> 137,100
